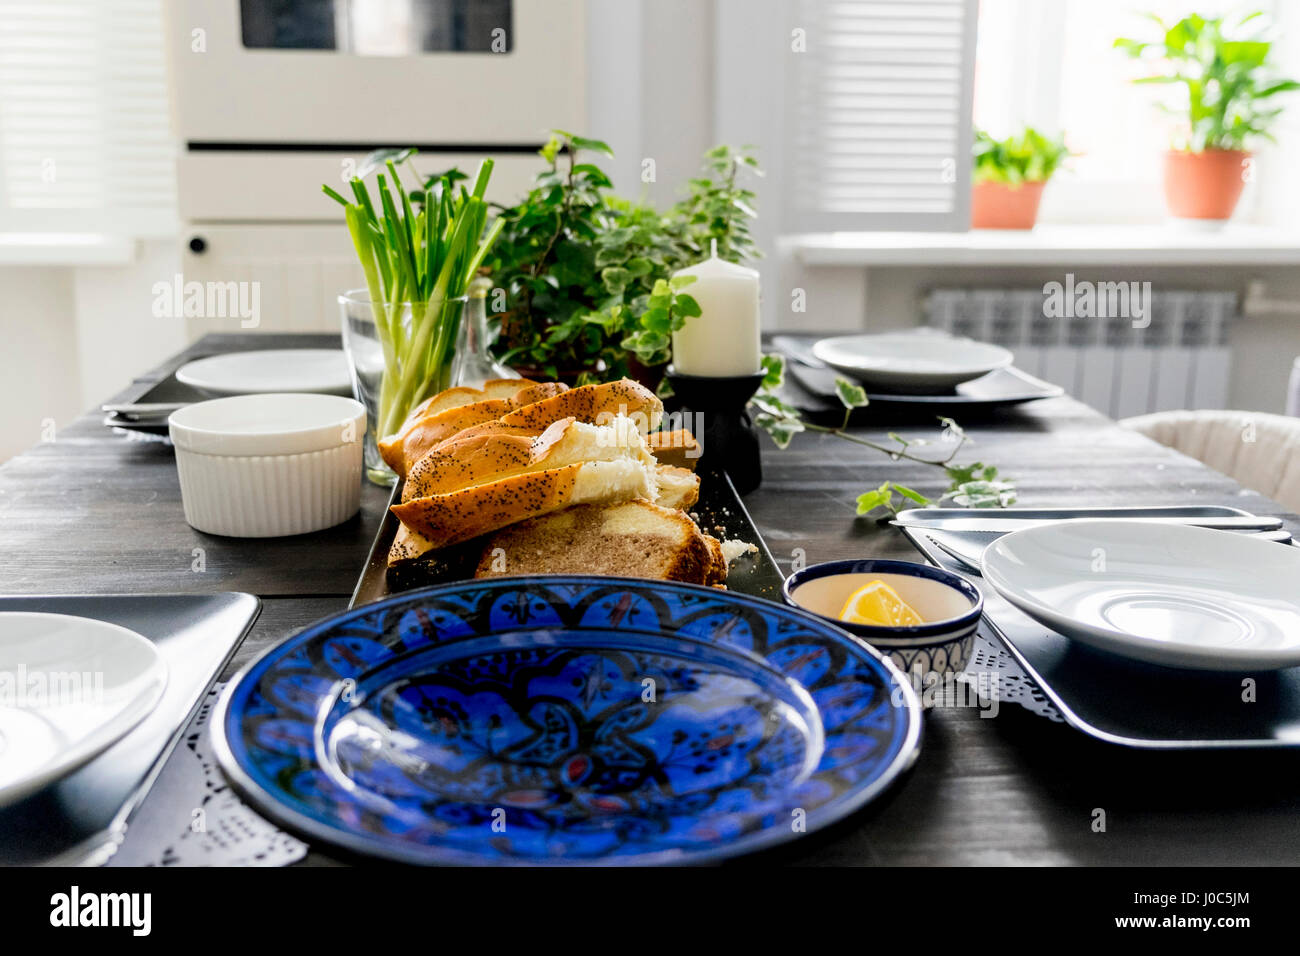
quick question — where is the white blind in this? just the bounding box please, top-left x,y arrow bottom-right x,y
788,0 -> 978,231
0,0 -> 177,237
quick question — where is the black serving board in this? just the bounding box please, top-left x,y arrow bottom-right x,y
0,593 -> 260,864
902,526 -> 1300,749
349,467 -> 785,608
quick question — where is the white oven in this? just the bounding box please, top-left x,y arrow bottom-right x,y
169,0 -> 585,146
166,1 -> 587,337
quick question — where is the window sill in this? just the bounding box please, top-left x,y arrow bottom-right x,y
784,225 -> 1300,268
0,234 -> 137,267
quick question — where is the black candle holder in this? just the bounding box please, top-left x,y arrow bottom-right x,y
665,368 -> 766,496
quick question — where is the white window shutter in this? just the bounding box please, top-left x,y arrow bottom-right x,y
0,0 -> 177,237
787,0 -> 978,231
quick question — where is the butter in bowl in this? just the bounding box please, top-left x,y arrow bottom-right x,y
783,559 -> 983,682
169,394 -> 366,537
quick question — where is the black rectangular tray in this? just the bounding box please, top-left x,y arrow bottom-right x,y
0,592 -> 260,864
350,468 -> 786,608
902,524 -> 1300,749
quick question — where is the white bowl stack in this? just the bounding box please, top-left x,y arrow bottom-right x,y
169,394 -> 366,537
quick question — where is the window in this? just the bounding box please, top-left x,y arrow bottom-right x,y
785,0 -> 979,231
0,0 -> 177,238
973,0 -> 1295,223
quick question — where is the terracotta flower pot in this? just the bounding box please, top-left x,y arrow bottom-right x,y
1163,149 -> 1250,222
970,180 -> 1047,230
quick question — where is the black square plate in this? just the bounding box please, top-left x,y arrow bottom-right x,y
0,593 -> 259,864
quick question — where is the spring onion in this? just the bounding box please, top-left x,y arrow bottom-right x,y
324,155 -> 504,439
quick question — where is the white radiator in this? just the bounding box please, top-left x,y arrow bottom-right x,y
924,288 -> 1236,418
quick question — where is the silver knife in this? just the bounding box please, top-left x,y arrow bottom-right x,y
920,527 -> 1294,575
893,514 -> 1285,533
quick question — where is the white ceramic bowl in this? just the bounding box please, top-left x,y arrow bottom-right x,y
169,393 -> 366,537
982,519 -> 1300,671
812,333 -> 1014,391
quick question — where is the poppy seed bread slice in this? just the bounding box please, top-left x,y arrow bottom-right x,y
379,381 -> 570,477
401,414 -> 655,503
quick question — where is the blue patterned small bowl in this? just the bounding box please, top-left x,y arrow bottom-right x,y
783,560 -> 983,682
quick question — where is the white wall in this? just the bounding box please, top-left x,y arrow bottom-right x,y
586,0 -> 716,204
73,240 -> 187,410
0,242 -> 186,462
0,267 -> 81,460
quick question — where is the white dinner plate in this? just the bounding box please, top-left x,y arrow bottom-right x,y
175,349 -> 352,397
0,613 -> 168,806
981,520 -> 1300,671
812,333 -> 1014,390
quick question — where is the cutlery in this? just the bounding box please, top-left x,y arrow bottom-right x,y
894,514 -> 1285,533
101,402 -> 187,419
922,526 -> 1294,576
770,335 -> 828,369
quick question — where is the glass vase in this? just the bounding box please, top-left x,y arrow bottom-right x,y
339,289 -> 467,487
452,277 -> 518,389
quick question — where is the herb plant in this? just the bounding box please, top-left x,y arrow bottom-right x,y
1115,11 -> 1299,151
972,128 -> 1071,185
485,132 -> 760,382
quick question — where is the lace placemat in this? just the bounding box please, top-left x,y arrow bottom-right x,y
109,684 -> 307,867
963,629 -> 1064,722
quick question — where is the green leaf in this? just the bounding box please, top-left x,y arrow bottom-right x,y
570,135 -> 615,157
601,267 -> 631,295
833,377 -> 869,409
760,353 -> 785,390
674,293 -> 702,318
855,483 -> 895,516
754,414 -> 804,450
891,484 -> 930,507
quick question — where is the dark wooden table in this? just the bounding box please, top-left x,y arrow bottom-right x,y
5,332 -> 1300,866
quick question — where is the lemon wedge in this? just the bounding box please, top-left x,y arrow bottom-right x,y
838,580 -> 924,627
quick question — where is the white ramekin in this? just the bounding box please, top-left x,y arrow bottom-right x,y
169,393 -> 366,537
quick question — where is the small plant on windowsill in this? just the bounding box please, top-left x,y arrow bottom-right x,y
1115,10 -> 1299,224
970,127 -> 1071,230
749,355 -> 1016,517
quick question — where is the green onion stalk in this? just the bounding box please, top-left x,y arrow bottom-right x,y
324,157 -> 504,439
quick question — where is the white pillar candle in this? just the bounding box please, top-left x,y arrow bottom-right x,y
670,240 -> 761,377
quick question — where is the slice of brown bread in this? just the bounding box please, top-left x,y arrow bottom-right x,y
474,499 -> 727,586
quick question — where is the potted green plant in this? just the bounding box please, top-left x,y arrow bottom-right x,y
970,127 -> 1070,229
1116,11 -> 1299,224
484,132 -> 761,386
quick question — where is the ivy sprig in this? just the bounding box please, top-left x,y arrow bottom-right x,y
748,355 -> 1017,517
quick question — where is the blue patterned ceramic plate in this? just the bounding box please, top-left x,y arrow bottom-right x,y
214,577 -> 921,865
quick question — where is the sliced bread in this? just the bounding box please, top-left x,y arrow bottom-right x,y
647,429 -> 701,471
379,381 -> 570,477
402,414 -> 655,503
390,455 -> 658,552
474,499 -> 727,586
